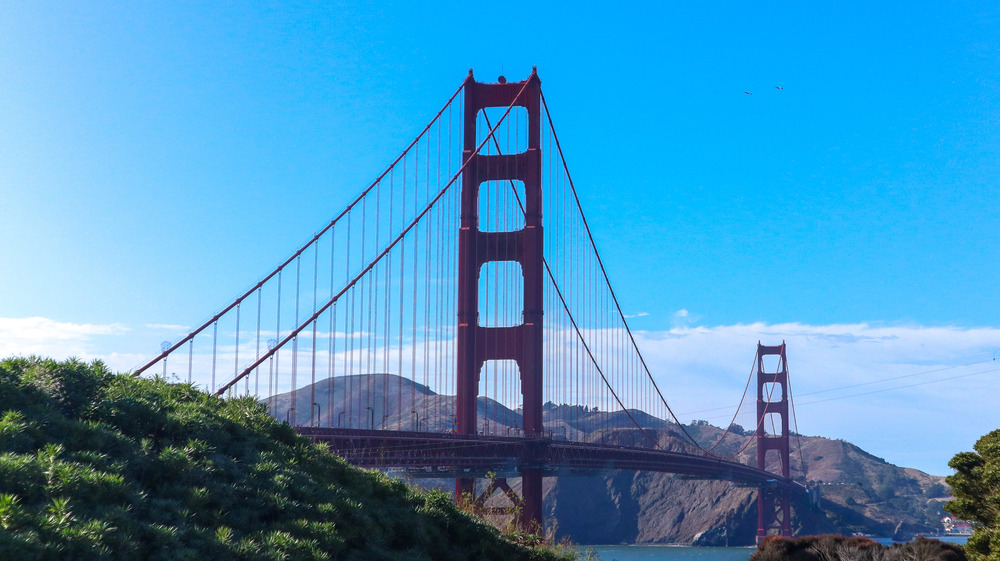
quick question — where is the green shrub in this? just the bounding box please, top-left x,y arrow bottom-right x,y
0,356 -> 571,561
749,535 -> 966,561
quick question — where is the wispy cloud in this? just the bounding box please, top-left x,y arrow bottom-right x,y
1,314 -> 995,475
0,317 -> 129,360
670,308 -> 699,327
632,321 -> 1000,475
145,323 -> 190,331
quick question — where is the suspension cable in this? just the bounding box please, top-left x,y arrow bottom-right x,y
133,76 -> 471,378
216,77 -> 535,395
540,89 -> 706,451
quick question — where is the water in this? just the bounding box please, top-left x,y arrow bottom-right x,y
585,537 -> 968,561
586,545 -> 755,561
871,536 -> 969,546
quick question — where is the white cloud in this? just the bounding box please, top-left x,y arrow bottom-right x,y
145,323 -> 191,331
102,352 -> 153,374
670,308 -> 699,328
2,315 -> 995,475
631,321 -> 1000,475
0,317 -> 129,358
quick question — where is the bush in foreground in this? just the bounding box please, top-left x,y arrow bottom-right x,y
749,535 -> 966,561
0,356 -> 570,561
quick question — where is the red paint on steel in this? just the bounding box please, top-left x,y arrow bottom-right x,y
756,341 -> 793,541
295,427 -> 806,490
456,68 -> 544,529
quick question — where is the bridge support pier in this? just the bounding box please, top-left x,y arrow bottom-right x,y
519,469 -> 543,531
455,477 -> 475,506
456,469 -> 542,532
755,341 -> 793,541
456,68 -> 545,531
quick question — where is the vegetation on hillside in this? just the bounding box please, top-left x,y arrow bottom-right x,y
946,429 -> 1000,561
749,535 -> 966,561
0,356 -> 570,561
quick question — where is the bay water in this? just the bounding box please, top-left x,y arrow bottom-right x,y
585,545 -> 755,561
585,536 -> 969,561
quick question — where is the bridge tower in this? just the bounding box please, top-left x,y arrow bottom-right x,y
756,341 -> 792,541
456,69 -> 544,530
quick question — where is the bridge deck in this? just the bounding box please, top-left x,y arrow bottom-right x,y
296,427 -> 802,491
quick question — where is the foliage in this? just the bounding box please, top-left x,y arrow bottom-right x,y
0,356 -> 570,561
454,484 -> 564,553
926,500 -> 949,527
749,535 -> 966,561
727,423 -> 749,436
925,482 -> 949,499
946,429 -> 1000,561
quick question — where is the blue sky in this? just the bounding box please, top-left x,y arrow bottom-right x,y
1,2 -> 998,475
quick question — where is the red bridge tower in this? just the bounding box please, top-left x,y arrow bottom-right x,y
455,69 -> 544,530
756,341 -> 792,540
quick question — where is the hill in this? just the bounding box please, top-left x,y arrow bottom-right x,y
543,425 -> 950,545
0,357 -> 569,560
270,374 -> 953,546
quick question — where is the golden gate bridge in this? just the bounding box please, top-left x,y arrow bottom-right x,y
134,68 -> 803,540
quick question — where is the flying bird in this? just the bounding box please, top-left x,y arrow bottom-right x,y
744,91 -> 752,95
775,86 -> 784,89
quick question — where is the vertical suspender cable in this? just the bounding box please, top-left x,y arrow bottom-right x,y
541,90 -> 707,450
211,321 -> 218,393
411,142 -> 418,428
310,236 -> 319,424
234,303 -> 241,395
370,181 -> 380,420
255,288 -> 261,397
397,167 -> 405,426
434,118 -> 443,428
343,211 -> 352,427
381,213 -> 391,427
384,172 -> 394,424
426,130 -> 434,427
328,227 -> 337,429
366,191 -> 376,422
274,270 -> 282,415
291,256 -> 301,425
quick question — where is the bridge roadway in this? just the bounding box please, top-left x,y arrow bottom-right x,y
296,427 -> 802,491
